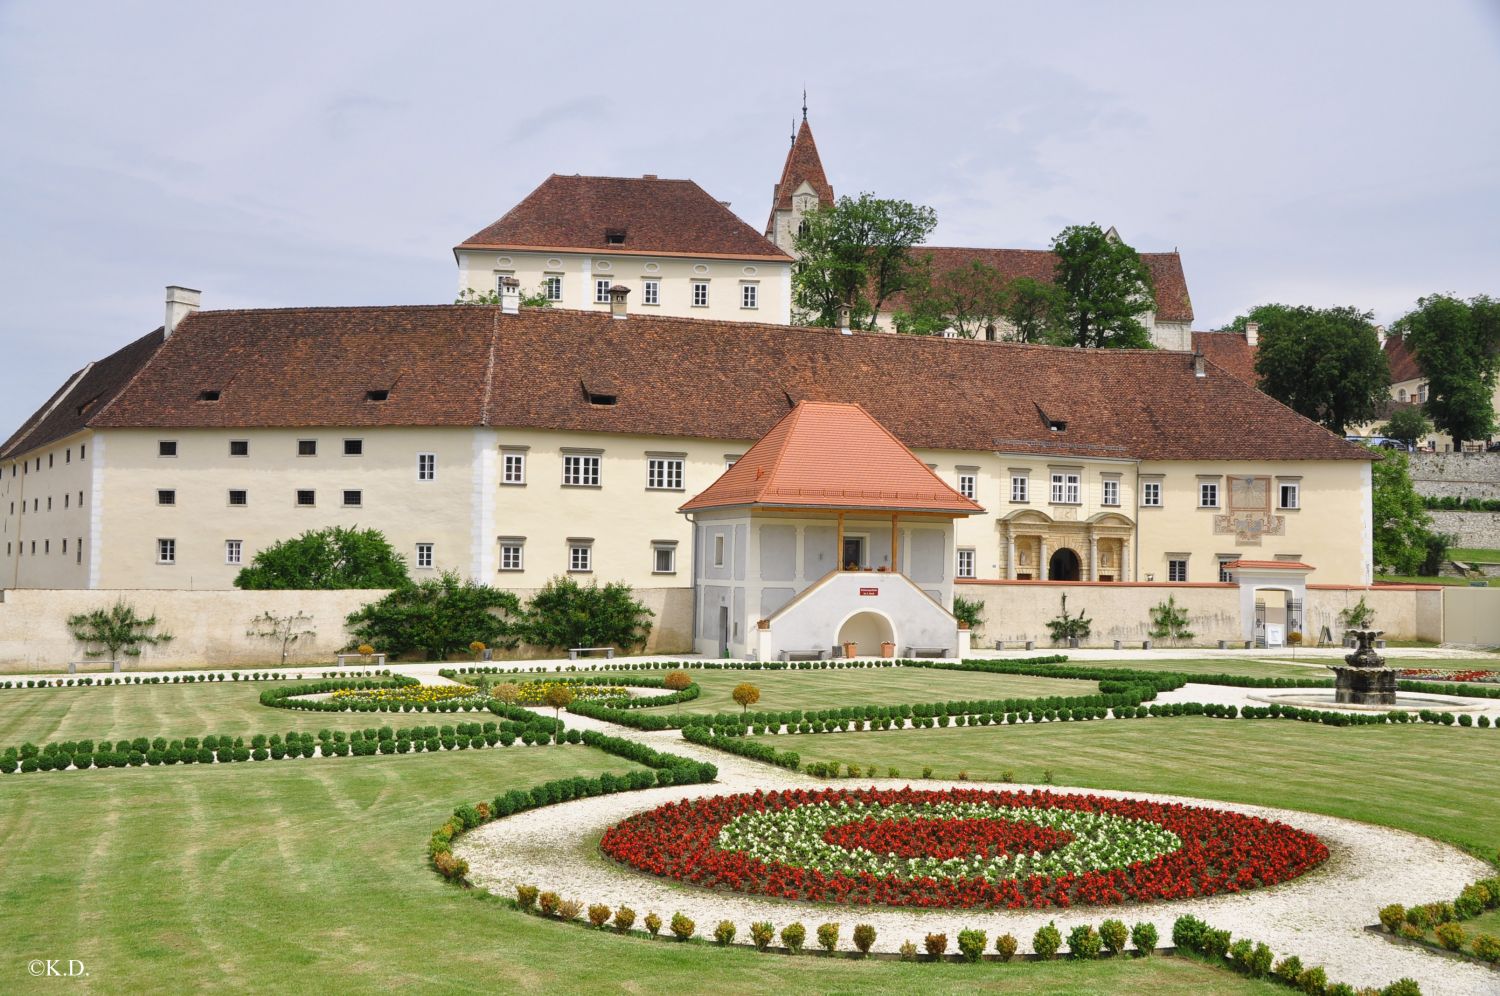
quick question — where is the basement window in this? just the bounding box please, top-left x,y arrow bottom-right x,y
198,389 -> 221,402
366,389 -> 389,402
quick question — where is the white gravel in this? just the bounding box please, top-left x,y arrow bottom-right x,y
458,715 -> 1498,996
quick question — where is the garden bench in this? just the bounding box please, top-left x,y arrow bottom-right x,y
778,649 -> 825,662
567,647 -> 614,660
335,653 -> 387,667
67,660 -> 120,674
905,646 -> 949,658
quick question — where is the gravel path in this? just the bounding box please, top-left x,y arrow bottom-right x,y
458,713 -> 1498,996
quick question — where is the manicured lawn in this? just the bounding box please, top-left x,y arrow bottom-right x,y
0,747 -> 1274,994
1449,547 -> 1500,563
1376,573 -> 1500,587
651,667 -> 1094,715
754,718 -> 1500,862
1031,658 -> 1322,680
0,679 -> 428,745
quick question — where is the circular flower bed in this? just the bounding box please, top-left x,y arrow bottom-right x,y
600,787 -> 1328,909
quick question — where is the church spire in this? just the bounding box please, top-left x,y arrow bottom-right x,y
765,105 -> 836,250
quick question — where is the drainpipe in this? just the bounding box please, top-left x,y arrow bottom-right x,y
686,512 -> 699,653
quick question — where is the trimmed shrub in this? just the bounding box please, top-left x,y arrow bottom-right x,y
1273,956 -> 1304,984
781,922 -> 806,954
537,891 -> 560,917
670,912 -> 695,941
557,898 -> 583,922
1099,918 -> 1128,955
1471,933 -> 1500,963
644,912 -> 662,937
515,884 -> 538,911
899,940 -> 918,961
1297,966 -> 1328,995
853,923 -> 877,956
1380,980 -> 1421,996
817,922 -> 840,953
923,933 -> 948,959
1131,921 -> 1158,956
750,920 -> 774,951
587,904 -> 611,929
995,933 -> 1018,961
1434,922 -> 1466,951
1033,921 -> 1062,960
1068,924 -> 1102,960
1379,904 -> 1406,933
612,906 -> 636,933
956,929 -> 986,963
714,920 -> 736,946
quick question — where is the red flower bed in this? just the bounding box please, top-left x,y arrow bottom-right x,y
600,787 -> 1328,909
1397,668 -> 1495,683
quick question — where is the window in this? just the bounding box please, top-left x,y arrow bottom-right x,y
343,489 -> 362,507
76,538 -> 82,565
230,440 -> 249,457
502,451 -> 526,485
1049,472 -> 1080,504
296,490 -> 315,506
956,548 -> 976,578
1279,481 -> 1300,509
568,542 -> 593,572
713,534 -> 726,568
642,279 -> 659,306
198,390 -> 221,402
691,281 -> 709,307
365,389 -> 388,402
498,538 -> 525,572
44,540 -> 49,554
725,454 -> 742,470
957,472 -> 977,500
740,283 -> 758,309
1168,558 -> 1188,582
417,452 -> 436,481
64,494 -> 69,508
62,538 -> 67,553
80,444 -> 85,459
415,543 -> 434,569
1218,558 -> 1236,582
563,453 -> 600,487
1199,481 -> 1220,508
228,489 -> 247,506
652,542 -> 677,574
157,489 -> 176,506
225,539 -> 242,565
343,439 -> 363,456
1011,474 -> 1029,502
65,448 -> 70,464
594,278 -> 612,303
1102,478 -> 1120,506
543,275 -> 563,301
158,440 -> 177,457
47,496 -> 52,509
157,538 -> 176,564
1142,480 -> 1163,507
647,456 -> 684,491
297,439 -> 317,457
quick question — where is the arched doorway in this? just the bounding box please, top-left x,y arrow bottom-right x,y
836,611 -> 895,657
1048,548 -> 1081,582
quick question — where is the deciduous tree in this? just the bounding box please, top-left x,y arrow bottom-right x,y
792,194 -> 936,330
522,576 -> 654,652
1393,294 -> 1500,447
67,601 -> 173,662
1380,407 -> 1432,447
1246,304 -> 1389,434
345,572 -> 522,660
1370,448 -> 1446,575
1050,225 -> 1155,348
235,526 -> 409,590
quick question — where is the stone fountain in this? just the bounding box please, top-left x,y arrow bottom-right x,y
1326,629 -> 1397,706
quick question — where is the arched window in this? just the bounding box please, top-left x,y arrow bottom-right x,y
797,219 -> 809,237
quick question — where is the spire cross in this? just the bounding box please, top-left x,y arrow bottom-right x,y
801,88 -> 808,121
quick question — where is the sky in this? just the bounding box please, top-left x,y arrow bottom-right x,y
1,0 -> 1498,433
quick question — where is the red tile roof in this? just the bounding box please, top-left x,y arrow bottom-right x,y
72,304 -> 1373,464
882,247 -> 1194,324
1225,559 -> 1314,572
765,120 -> 835,235
1383,335 -> 1421,383
681,401 -> 983,514
1192,330 -> 1258,384
458,174 -> 790,261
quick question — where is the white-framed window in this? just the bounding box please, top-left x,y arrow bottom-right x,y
344,438 -> 363,456
230,439 -> 249,457
1142,480 -> 1163,507
646,456 -> 684,491
594,278 -> 612,303
225,539 -> 242,565
1011,474 -> 1029,502
343,489 -> 362,507
498,538 -> 525,572
642,279 -> 660,306
1199,481 -> 1219,508
1218,557 -> 1237,582
568,542 -> 593,572
502,451 -> 526,485
298,439 -> 317,456
691,281 -> 709,307
415,543 -> 434,569
1102,478 -> 1120,506
957,472 -> 977,500
725,454 -> 742,470
157,538 -> 176,564
956,548 -> 976,578
157,489 -> 176,506
158,440 -> 177,457
713,533 -> 726,568
652,542 -> 677,574
495,270 -> 514,293
1049,472 -> 1080,504
543,274 -> 563,301
228,489 -> 247,506
417,452 -> 436,481
1279,481 -> 1300,509
563,453 -> 600,487
740,282 -> 758,309
296,489 -> 316,506
1168,558 -> 1188,582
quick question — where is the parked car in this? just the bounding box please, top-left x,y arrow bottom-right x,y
1345,435 -> 1412,451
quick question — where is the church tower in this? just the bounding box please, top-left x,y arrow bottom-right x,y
765,96 -> 835,255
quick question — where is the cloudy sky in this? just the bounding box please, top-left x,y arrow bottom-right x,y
1,0 -> 1497,432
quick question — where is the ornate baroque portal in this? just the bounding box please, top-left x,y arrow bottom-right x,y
1214,475 -> 1285,545
999,510 -> 1134,581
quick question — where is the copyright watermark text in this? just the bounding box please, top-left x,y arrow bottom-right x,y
27,960 -> 87,978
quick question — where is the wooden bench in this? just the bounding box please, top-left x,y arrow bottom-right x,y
905,646 -> 950,658
568,647 -> 614,660
335,653 -> 387,667
779,649 -> 826,662
68,659 -> 121,674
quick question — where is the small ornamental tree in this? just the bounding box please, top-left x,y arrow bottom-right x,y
1147,596 -> 1194,646
234,526 -> 409,590
522,576 -> 653,652
732,682 -> 761,714
543,683 -> 576,735
663,670 -> 692,691
68,601 -> 173,663
245,610 -> 316,664
951,595 -> 983,634
345,572 -> 522,660
1045,594 -> 1091,645
1337,596 -> 1375,631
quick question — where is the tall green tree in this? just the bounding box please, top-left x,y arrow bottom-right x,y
1393,294 -> 1500,447
1245,304 -> 1389,434
234,526 -> 409,590
345,572 -> 522,660
1050,225 -> 1155,348
1369,448 -> 1444,575
792,193 -> 936,330
892,259 -> 1009,338
1001,277 -> 1071,344
1380,406 -> 1432,447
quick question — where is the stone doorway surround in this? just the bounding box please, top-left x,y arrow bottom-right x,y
999,510 -> 1133,581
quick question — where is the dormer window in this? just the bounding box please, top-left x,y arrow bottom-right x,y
198,389 -> 221,402
588,392 -> 617,407
604,229 -> 626,246
366,389 -> 389,402
582,377 -> 618,407
1047,419 -> 1067,432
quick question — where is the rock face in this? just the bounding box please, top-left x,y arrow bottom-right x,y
1328,630 -> 1395,706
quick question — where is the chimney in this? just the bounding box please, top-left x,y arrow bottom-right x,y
164,285 -> 201,338
1244,320 -> 1259,347
1192,350 -> 1206,378
838,304 -> 852,335
608,283 -> 631,320
499,276 -> 520,315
